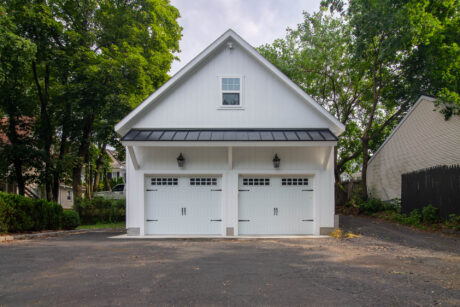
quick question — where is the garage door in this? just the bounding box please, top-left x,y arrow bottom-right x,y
238,177 -> 313,235
145,176 -> 222,235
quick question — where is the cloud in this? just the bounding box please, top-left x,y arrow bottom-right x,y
169,0 -> 321,75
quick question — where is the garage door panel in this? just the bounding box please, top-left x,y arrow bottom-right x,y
238,176 -> 313,235
145,177 -> 222,235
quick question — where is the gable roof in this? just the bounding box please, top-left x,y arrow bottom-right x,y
115,29 -> 345,136
368,95 -> 437,164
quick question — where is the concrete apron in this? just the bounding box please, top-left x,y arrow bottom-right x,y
110,234 -> 331,239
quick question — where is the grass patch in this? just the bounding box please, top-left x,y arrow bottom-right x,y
77,222 -> 125,229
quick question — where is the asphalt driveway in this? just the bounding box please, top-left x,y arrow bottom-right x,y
1,216 -> 459,306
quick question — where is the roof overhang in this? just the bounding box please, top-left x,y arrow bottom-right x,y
122,141 -> 337,147
121,128 -> 338,147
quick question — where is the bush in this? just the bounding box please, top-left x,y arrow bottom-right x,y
359,198 -> 385,214
422,205 -> 440,224
446,214 -> 460,231
62,210 -> 80,230
0,192 -> 63,233
391,209 -> 422,227
385,198 -> 401,213
75,197 -> 125,225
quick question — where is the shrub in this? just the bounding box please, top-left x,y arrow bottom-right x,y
446,214 -> 460,231
359,198 -> 385,214
75,197 -> 125,225
391,209 -> 421,227
385,198 -> 401,213
422,205 -> 440,224
0,192 -> 63,233
62,210 -> 80,230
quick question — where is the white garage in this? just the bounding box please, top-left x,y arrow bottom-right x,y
116,30 -> 345,236
238,177 -> 314,235
145,176 -> 222,235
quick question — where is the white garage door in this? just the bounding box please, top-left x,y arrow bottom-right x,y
145,176 -> 222,235
238,177 -> 314,235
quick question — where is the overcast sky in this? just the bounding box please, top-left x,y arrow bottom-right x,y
169,0 -> 322,75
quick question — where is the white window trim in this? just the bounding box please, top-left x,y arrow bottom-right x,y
217,75 -> 245,110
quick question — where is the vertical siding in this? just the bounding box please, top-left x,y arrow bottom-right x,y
132,43 -> 332,129
126,146 -> 335,235
367,99 -> 460,200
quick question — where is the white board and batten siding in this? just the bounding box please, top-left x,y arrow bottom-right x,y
119,30 -> 344,236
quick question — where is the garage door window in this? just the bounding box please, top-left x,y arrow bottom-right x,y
190,178 -> 217,186
242,178 -> 270,186
151,178 -> 178,185
281,178 -> 309,186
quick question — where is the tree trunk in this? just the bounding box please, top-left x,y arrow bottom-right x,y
32,62 -> 53,201
361,138 -> 369,201
6,116 -> 26,196
72,113 -> 95,201
52,102 -> 71,202
12,157 -> 25,196
92,143 -> 107,193
104,173 -> 111,191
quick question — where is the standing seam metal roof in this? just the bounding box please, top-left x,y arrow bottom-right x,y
122,129 -> 338,142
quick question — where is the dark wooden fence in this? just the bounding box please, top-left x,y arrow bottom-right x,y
401,165 -> 460,219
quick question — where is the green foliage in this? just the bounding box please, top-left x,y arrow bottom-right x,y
386,198 -> 402,213
1,0 -> 182,200
258,11 -> 367,176
0,192 -> 63,233
358,198 -> 385,214
74,197 -> 125,224
109,177 -> 124,189
421,205 -> 440,224
62,210 -> 80,230
446,214 -> 460,231
391,210 -> 422,227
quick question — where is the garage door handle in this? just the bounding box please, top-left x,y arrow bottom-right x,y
146,189 -> 158,192
238,219 -> 250,222
239,189 -> 250,192
211,189 -> 222,191
146,219 -> 158,222
302,219 -> 314,222
302,189 -> 314,192
210,219 -> 222,222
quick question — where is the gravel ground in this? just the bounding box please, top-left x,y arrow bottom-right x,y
0,216 -> 459,306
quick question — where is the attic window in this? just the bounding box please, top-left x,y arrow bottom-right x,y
220,77 -> 241,106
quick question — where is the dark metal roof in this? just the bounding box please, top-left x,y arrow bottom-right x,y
122,129 -> 337,142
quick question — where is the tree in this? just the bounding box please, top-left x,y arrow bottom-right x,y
403,0 -> 460,119
3,0 -> 182,201
0,5 -> 38,195
322,0 -> 459,200
258,10 -> 367,202
62,0 -> 182,199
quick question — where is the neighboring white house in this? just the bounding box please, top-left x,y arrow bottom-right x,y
106,149 -> 126,183
115,29 -> 345,236
367,95 -> 460,201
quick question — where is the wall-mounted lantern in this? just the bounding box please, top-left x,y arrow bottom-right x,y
273,154 -> 280,169
177,153 -> 185,168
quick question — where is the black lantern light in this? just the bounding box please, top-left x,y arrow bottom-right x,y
177,153 -> 185,168
273,154 -> 280,169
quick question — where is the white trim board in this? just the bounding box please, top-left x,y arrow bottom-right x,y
115,29 -> 345,137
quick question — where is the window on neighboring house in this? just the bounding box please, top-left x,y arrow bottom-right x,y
117,172 -> 120,178
107,172 -> 112,180
66,190 -> 71,201
221,77 -> 241,106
